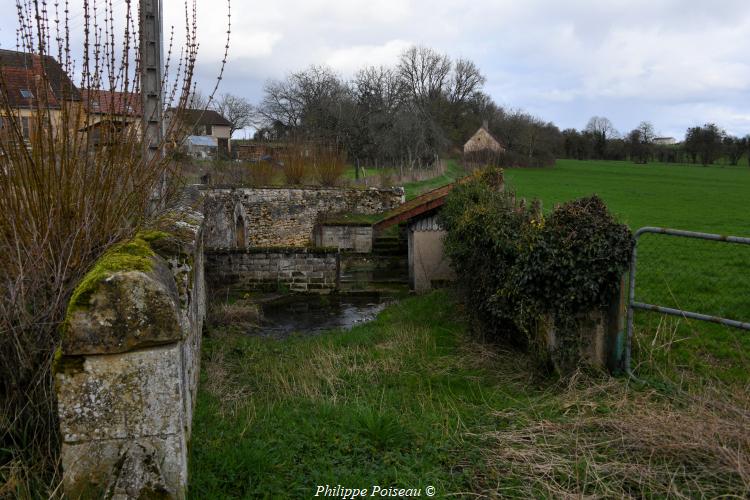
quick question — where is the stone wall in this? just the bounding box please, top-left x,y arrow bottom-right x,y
206,248 -> 339,293
314,224 -> 374,253
55,203 -> 206,499
202,186 -> 404,250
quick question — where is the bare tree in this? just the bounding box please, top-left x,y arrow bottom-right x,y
449,58 -> 485,104
213,93 -> 256,137
626,122 -> 655,164
398,45 -> 452,105
585,116 -> 618,159
189,88 -> 209,109
722,135 -> 747,166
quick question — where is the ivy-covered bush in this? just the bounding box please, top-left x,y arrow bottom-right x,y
440,167 -> 634,369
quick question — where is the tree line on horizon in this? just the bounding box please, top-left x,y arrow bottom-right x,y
563,118 -> 750,166
203,45 -> 750,168
249,45 -> 562,168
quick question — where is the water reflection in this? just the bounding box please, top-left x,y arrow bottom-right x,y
252,294 -> 394,338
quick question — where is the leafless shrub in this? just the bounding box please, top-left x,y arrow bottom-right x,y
0,0 -> 229,494
249,160 -> 276,186
315,144 -> 346,186
281,140 -> 309,185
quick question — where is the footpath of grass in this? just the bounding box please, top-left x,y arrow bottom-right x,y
402,160 -> 467,200
190,291 -> 750,498
343,160 -> 468,200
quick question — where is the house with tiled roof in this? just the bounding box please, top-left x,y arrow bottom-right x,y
0,48 -> 80,141
79,89 -> 143,146
167,108 -> 233,159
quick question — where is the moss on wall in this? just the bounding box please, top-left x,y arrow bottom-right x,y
65,234 -> 157,320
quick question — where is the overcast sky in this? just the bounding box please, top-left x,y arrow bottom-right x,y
2,0 -> 749,139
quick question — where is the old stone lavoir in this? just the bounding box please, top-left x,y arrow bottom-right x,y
53,183 -> 466,496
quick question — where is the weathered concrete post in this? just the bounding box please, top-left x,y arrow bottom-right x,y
539,274 -> 627,373
140,0 -> 164,161
140,0 -> 166,211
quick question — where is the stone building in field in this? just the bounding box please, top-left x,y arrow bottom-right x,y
463,120 -> 505,154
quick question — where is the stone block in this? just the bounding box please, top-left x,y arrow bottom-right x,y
64,257 -> 182,356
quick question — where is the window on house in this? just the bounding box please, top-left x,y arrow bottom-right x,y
205,125 -> 213,135
20,89 -> 34,99
21,117 -> 31,139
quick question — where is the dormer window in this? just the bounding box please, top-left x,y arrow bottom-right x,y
20,89 -> 34,99
91,101 -> 101,111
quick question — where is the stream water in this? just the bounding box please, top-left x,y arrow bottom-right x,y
250,293 -> 396,338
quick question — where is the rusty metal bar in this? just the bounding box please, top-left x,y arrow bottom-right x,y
634,226 -> 750,245
625,226 -> 750,375
631,301 -> 750,330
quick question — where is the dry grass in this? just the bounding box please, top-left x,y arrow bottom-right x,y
207,301 -> 261,328
249,161 -> 277,186
201,321 -> 430,408
195,291 -> 748,497
466,369 -> 750,499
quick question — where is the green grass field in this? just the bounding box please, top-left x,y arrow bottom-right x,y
505,160 -> 750,384
504,159 -> 750,234
190,159 -> 750,498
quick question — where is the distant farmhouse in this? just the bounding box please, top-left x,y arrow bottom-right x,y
0,48 -> 80,141
168,108 -> 233,159
463,120 -> 505,154
653,137 -> 677,146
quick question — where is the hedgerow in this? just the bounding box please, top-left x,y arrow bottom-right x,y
440,167 -> 634,370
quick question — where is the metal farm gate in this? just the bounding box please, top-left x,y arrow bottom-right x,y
625,227 -> 750,373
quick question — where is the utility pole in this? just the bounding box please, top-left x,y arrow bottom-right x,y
140,0 -> 164,206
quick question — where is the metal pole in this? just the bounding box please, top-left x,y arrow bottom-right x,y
140,0 -> 164,205
625,233 -> 638,374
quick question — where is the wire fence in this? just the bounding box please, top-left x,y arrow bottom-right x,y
625,227 -> 750,378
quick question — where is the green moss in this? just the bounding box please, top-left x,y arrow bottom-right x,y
62,209 -> 203,338
138,229 -> 171,243
65,234 -> 157,321
51,346 -> 63,375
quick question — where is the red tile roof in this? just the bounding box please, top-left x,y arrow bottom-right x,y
82,89 -> 142,117
0,49 -> 79,108
373,183 -> 456,232
0,66 -> 60,108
